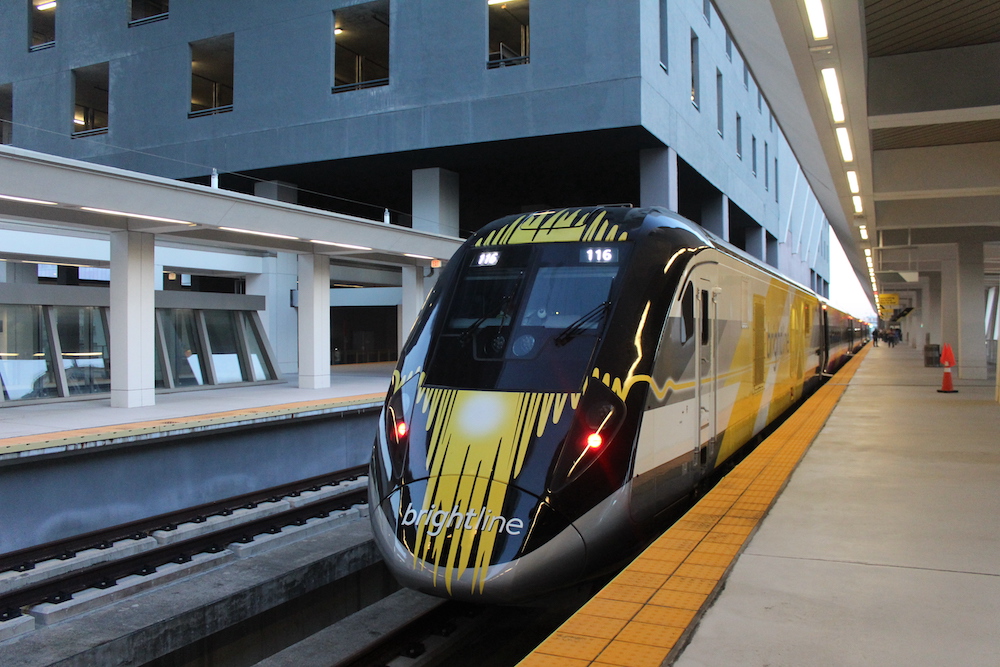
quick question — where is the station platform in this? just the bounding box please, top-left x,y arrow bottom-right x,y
0,363 -> 394,461
521,344 -> 1000,666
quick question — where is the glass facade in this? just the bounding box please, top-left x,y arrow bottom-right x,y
0,305 -> 277,404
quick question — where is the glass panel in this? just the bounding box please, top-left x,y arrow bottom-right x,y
203,310 -> 247,383
0,305 -> 58,400
240,312 -> 274,381
160,309 -> 207,386
53,306 -> 110,395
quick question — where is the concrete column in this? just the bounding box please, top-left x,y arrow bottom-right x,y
110,231 -> 156,408
940,259 -> 959,355
957,240 -> 987,379
412,168 -> 459,236
745,225 -> 765,261
702,194 -> 729,242
639,147 -> 679,212
921,271 -> 942,346
247,252 -> 299,375
400,265 -> 425,352
297,253 -> 330,389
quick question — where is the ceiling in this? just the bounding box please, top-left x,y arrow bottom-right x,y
718,0 -> 1000,305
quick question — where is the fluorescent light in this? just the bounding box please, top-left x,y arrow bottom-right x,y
859,225 -> 869,240
836,127 -> 853,162
404,253 -> 434,260
36,1 -> 57,10
853,195 -> 863,214
847,170 -> 859,194
74,118 -> 86,126
821,68 -> 845,123
803,0 -> 828,40
82,207 -> 196,226
334,28 -> 343,35
310,240 -> 372,251
0,193 -> 59,206
219,226 -> 298,240
864,248 -> 871,257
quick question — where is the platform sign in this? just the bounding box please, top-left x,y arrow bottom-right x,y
880,293 -> 899,307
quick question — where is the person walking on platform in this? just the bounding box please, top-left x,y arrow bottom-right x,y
872,328 -> 879,347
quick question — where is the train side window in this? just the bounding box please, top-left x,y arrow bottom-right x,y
753,296 -> 766,389
680,282 -> 695,344
700,289 -> 710,346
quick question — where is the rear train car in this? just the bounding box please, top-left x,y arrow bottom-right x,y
369,206 -> 857,603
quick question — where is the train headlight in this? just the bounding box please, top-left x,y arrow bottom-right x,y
549,382 -> 626,492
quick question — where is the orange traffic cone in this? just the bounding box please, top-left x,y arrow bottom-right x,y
938,343 -> 958,393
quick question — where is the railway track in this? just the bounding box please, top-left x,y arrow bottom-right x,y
0,466 -> 369,623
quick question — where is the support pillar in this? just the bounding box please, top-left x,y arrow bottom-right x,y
110,231 -> 156,408
412,168 -> 459,236
400,265 -> 425,353
297,253 -> 330,389
639,147 -> 678,212
702,194 -> 729,242
247,252 -> 299,374
957,240 -> 987,379
940,260 -> 959,352
921,271 -> 942,346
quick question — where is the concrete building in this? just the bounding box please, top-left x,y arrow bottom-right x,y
5,0 -> 986,407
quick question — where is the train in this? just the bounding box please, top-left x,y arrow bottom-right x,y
368,206 -> 868,604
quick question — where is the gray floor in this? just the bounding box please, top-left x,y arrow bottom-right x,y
675,344 -> 1000,667
0,363 -> 396,441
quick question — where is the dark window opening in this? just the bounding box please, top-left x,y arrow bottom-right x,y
72,62 -> 109,136
130,0 -> 168,25
333,0 -> 390,92
331,305 -> 398,365
29,0 -> 55,50
488,0 -> 529,68
0,84 -> 12,144
190,34 -> 234,117
690,32 -> 699,108
29,0 -> 56,51
716,69 -> 723,137
680,282 -> 695,345
658,0 -> 668,71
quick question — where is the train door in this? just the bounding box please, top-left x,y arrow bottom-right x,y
691,263 -> 719,481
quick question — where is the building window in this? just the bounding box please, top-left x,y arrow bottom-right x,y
736,113 -> 742,159
716,69 -> 723,137
333,0 -> 390,91
742,62 -> 748,89
29,0 -> 56,51
0,84 -> 11,145
764,142 -> 769,189
190,34 -> 234,117
757,88 -> 762,112
130,0 -> 168,25
658,0 -> 668,72
488,0 -> 529,68
725,31 -> 732,61
752,135 -> 757,176
72,63 -> 109,136
690,32 -> 699,108
703,0 -> 711,25
774,157 -> 779,202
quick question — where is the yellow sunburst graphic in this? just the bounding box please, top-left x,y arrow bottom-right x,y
475,209 -> 629,247
407,385 -> 578,594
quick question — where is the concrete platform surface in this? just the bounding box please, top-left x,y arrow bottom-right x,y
0,362 -> 394,441
674,345 -> 1000,666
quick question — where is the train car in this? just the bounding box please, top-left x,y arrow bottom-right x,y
369,206 -> 855,604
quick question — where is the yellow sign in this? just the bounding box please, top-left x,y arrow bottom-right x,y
880,293 -> 899,307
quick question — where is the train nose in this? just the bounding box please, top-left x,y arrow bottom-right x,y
371,478 -> 587,603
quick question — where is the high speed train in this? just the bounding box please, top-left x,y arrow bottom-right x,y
368,206 -> 867,604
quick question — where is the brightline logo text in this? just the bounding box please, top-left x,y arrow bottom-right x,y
401,503 -> 524,537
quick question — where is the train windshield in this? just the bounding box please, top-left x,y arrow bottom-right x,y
424,243 -> 628,391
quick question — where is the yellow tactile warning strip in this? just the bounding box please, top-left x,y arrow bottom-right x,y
520,346 -> 870,667
0,393 -> 384,457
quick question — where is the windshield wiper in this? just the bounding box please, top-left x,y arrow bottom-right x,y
554,301 -> 611,347
458,296 -> 514,343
